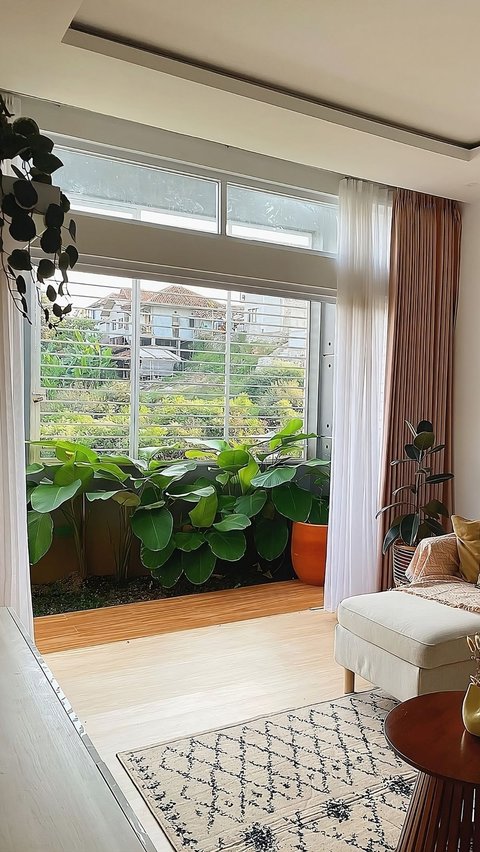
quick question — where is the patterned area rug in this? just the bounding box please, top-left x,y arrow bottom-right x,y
118,691 -> 415,851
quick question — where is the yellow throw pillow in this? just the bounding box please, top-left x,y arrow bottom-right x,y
451,515 -> 480,584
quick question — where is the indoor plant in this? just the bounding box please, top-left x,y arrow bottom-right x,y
290,466 -> 329,586
0,93 -> 77,325
377,419 -> 454,586
184,418 -> 330,575
27,440 -> 134,580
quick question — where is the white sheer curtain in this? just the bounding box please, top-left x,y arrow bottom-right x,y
0,93 -> 33,635
324,178 -> 392,612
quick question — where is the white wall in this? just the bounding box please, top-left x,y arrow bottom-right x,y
455,199 -> 480,516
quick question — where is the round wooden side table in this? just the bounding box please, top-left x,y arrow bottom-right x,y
385,691 -> 480,851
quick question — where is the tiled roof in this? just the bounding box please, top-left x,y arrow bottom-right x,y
92,285 -> 222,311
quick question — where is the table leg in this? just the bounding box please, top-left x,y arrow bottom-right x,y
396,772 -> 479,851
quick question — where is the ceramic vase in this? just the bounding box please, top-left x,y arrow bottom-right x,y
462,682 -> 480,737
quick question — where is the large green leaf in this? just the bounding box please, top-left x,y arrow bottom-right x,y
175,531 -> 205,551
275,417 -> 303,437
86,490 -> 121,502
137,500 -> 166,511
413,431 -> 435,451
55,440 -> 97,463
188,492 -> 218,528
185,438 -> 228,451
254,517 -> 289,560
250,466 -> 297,489
217,449 -> 250,472
234,491 -> 267,518
141,539 -> 176,570
206,529 -> 246,561
154,545 -> 216,587
400,513 -> 420,546
157,461 -> 197,478
26,462 -> 44,475
423,499 -> 450,518
272,482 -> 312,522
217,495 -> 237,513
182,545 -> 217,584
100,455 -> 134,466
30,479 -> 81,513
53,462 -> 93,488
417,420 -> 433,434
404,443 -> 420,461
213,514 -> 251,531
301,458 -> 330,469
424,517 -> 445,536
382,524 -> 400,554
93,463 -> 129,482
184,449 -> 216,459
27,510 -> 53,564
112,491 -> 140,507
167,483 -> 216,502
425,472 -> 454,484
131,507 -> 173,550
152,555 -> 184,588
309,497 -> 329,525
238,456 -> 260,493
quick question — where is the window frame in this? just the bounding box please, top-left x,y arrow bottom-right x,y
51,138 -> 337,259
29,272 -> 331,461
27,134 -> 336,461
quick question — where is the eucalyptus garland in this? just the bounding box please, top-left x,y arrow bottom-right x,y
0,93 -> 77,326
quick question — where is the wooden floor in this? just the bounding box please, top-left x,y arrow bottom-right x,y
45,608 -> 369,852
34,580 -> 324,654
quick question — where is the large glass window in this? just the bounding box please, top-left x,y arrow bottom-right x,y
33,274 -> 312,458
227,185 -> 338,252
36,272 -> 132,454
57,148 -> 219,233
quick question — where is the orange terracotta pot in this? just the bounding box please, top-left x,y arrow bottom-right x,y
291,522 -> 327,586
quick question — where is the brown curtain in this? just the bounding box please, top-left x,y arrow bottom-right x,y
378,190 -> 462,589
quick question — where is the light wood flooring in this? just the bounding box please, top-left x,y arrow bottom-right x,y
34,580 -> 324,654
45,605 -> 369,852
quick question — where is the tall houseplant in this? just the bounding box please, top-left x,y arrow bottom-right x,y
0,94 -> 77,325
184,419 -> 329,572
27,440 -> 133,581
290,464 -> 330,586
377,419 -> 454,585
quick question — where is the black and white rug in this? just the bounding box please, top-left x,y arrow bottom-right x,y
118,691 -> 415,851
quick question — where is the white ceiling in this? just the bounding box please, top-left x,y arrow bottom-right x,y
2,1 -> 480,201
74,0 -> 480,144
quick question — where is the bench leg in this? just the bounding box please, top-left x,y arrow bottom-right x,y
344,668 -> 355,694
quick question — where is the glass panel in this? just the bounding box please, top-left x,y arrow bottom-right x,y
36,276 -> 309,459
38,271 -> 132,454
57,148 -> 219,233
137,282 -> 308,457
227,184 -> 338,252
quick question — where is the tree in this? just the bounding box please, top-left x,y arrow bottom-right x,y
42,315 -> 115,388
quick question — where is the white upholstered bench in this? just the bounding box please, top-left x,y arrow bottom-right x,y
334,590 -> 480,702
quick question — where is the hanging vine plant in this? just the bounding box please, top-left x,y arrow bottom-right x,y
0,93 -> 77,326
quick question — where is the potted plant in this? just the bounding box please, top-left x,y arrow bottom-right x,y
290,469 -> 329,586
377,419 -> 454,586
27,440 -> 135,581
183,419 -> 330,582
0,94 -> 77,325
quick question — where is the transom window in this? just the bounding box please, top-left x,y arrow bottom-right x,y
55,147 -> 337,254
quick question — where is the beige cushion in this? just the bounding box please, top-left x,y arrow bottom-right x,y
338,590 -> 480,669
451,515 -> 480,583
